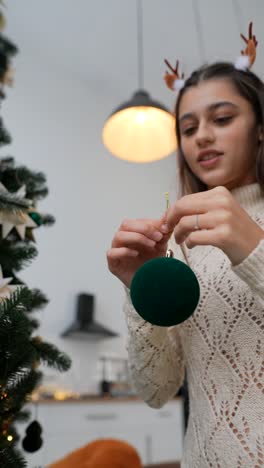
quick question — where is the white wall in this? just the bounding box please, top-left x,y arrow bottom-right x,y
2,50 -> 178,394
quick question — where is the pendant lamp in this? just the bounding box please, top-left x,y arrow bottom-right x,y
102,0 -> 177,163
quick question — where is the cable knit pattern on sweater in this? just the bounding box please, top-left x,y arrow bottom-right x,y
123,183 -> 264,467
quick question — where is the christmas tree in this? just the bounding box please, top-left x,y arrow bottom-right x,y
0,6 -> 71,467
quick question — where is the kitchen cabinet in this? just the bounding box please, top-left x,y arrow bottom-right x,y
16,397 -> 184,467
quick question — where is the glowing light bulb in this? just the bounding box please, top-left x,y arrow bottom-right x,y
7,435 -> 13,441
136,110 -> 147,124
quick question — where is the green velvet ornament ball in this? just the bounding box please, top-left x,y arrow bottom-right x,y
130,257 -> 200,326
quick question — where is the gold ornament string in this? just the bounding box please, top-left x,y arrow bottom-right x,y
164,192 -> 190,267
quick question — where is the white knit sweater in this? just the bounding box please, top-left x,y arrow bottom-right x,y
124,182 -> 264,467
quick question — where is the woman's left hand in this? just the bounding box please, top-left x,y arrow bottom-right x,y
162,185 -> 264,266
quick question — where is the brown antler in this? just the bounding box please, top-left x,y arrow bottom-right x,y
240,21 -> 258,67
164,59 -> 184,91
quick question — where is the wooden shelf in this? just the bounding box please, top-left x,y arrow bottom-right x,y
30,395 -> 181,404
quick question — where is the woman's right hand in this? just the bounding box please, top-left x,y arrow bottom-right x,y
106,218 -> 172,289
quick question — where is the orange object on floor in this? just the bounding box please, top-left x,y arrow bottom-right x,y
48,438 -> 143,468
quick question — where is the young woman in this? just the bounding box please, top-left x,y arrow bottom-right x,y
107,59 -> 264,466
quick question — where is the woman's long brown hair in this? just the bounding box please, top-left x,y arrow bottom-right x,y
174,62 -> 264,197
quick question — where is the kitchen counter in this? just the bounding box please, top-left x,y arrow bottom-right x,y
18,396 -> 183,466
31,394 -> 181,404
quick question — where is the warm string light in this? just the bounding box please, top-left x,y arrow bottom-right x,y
0,385 -> 13,442
1,418 -> 12,442
54,390 -> 69,401
0,391 -> 7,400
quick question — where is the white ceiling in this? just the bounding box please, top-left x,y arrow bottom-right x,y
4,0 -> 264,114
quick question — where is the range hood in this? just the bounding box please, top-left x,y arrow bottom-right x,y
61,293 -> 119,339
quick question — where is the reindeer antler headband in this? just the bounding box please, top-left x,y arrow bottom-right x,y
164,21 -> 258,92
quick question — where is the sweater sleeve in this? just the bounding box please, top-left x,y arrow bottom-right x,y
123,288 -> 185,409
231,237 -> 264,305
